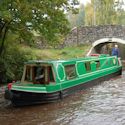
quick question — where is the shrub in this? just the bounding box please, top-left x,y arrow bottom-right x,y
0,45 -> 37,83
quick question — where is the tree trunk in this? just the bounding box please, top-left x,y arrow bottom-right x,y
0,21 -> 11,56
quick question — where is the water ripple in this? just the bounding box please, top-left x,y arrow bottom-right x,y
1,72 -> 125,125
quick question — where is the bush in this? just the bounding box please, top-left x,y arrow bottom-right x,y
0,45 -> 37,83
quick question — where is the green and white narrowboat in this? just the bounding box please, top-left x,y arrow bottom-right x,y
4,54 -> 122,106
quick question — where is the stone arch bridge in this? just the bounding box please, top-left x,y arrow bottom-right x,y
64,25 -> 125,59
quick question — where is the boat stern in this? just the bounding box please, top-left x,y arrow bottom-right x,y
4,83 -> 13,100
4,82 -> 47,99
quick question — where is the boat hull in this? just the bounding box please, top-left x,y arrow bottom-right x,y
4,69 -> 122,106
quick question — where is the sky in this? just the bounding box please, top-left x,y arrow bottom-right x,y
79,0 -> 91,5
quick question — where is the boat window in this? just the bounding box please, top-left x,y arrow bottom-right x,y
34,66 -> 45,83
95,61 -> 100,69
85,62 -> 91,72
25,65 -> 55,84
25,66 -> 32,82
65,64 -> 77,80
48,66 -> 55,82
24,66 -> 45,83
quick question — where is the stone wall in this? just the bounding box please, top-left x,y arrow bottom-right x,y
64,25 -> 125,46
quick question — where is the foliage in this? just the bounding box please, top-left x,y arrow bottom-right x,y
0,0 -> 79,55
0,0 -> 79,83
84,2 -> 94,25
76,4 -> 85,26
84,0 -> 125,25
115,0 -> 125,25
94,0 -> 117,25
66,0 -> 125,27
0,44 -> 35,83
67,4 -> 85,28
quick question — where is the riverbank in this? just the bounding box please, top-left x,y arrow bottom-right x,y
20,44 -> 91,60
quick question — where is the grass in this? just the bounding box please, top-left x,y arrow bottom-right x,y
20,44 -> 91,60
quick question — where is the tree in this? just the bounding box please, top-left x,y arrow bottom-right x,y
76,4 -> 85,26
67,3 -> 85,28
94,0 -> 117,25
84,0 -> 125,25
84,2 -> 94,25
67,11 -> 78,28
0,0 -> 79,56
115,0 -> 125,24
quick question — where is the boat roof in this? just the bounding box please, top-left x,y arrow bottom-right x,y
25,54 -> 111,65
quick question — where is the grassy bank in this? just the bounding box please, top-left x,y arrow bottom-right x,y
20,44 -> 91,60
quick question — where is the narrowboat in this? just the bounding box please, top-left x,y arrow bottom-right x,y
4,54 -> 122,106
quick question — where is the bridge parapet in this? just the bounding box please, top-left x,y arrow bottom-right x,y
64,25 -> 125,46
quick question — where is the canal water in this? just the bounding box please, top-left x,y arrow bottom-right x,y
0,72 -> 125,125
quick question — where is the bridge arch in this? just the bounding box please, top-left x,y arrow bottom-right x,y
87,38 -> 125,60
64,25 -> 125,59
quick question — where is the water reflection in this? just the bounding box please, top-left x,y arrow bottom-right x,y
0,72 -> 125,125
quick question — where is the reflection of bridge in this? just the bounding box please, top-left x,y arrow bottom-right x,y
65,25 -> 125,59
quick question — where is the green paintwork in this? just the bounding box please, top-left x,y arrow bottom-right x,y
57,64 -> 65,81
11,55 -> 122,93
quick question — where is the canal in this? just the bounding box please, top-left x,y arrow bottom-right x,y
0,72 -> 125,125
